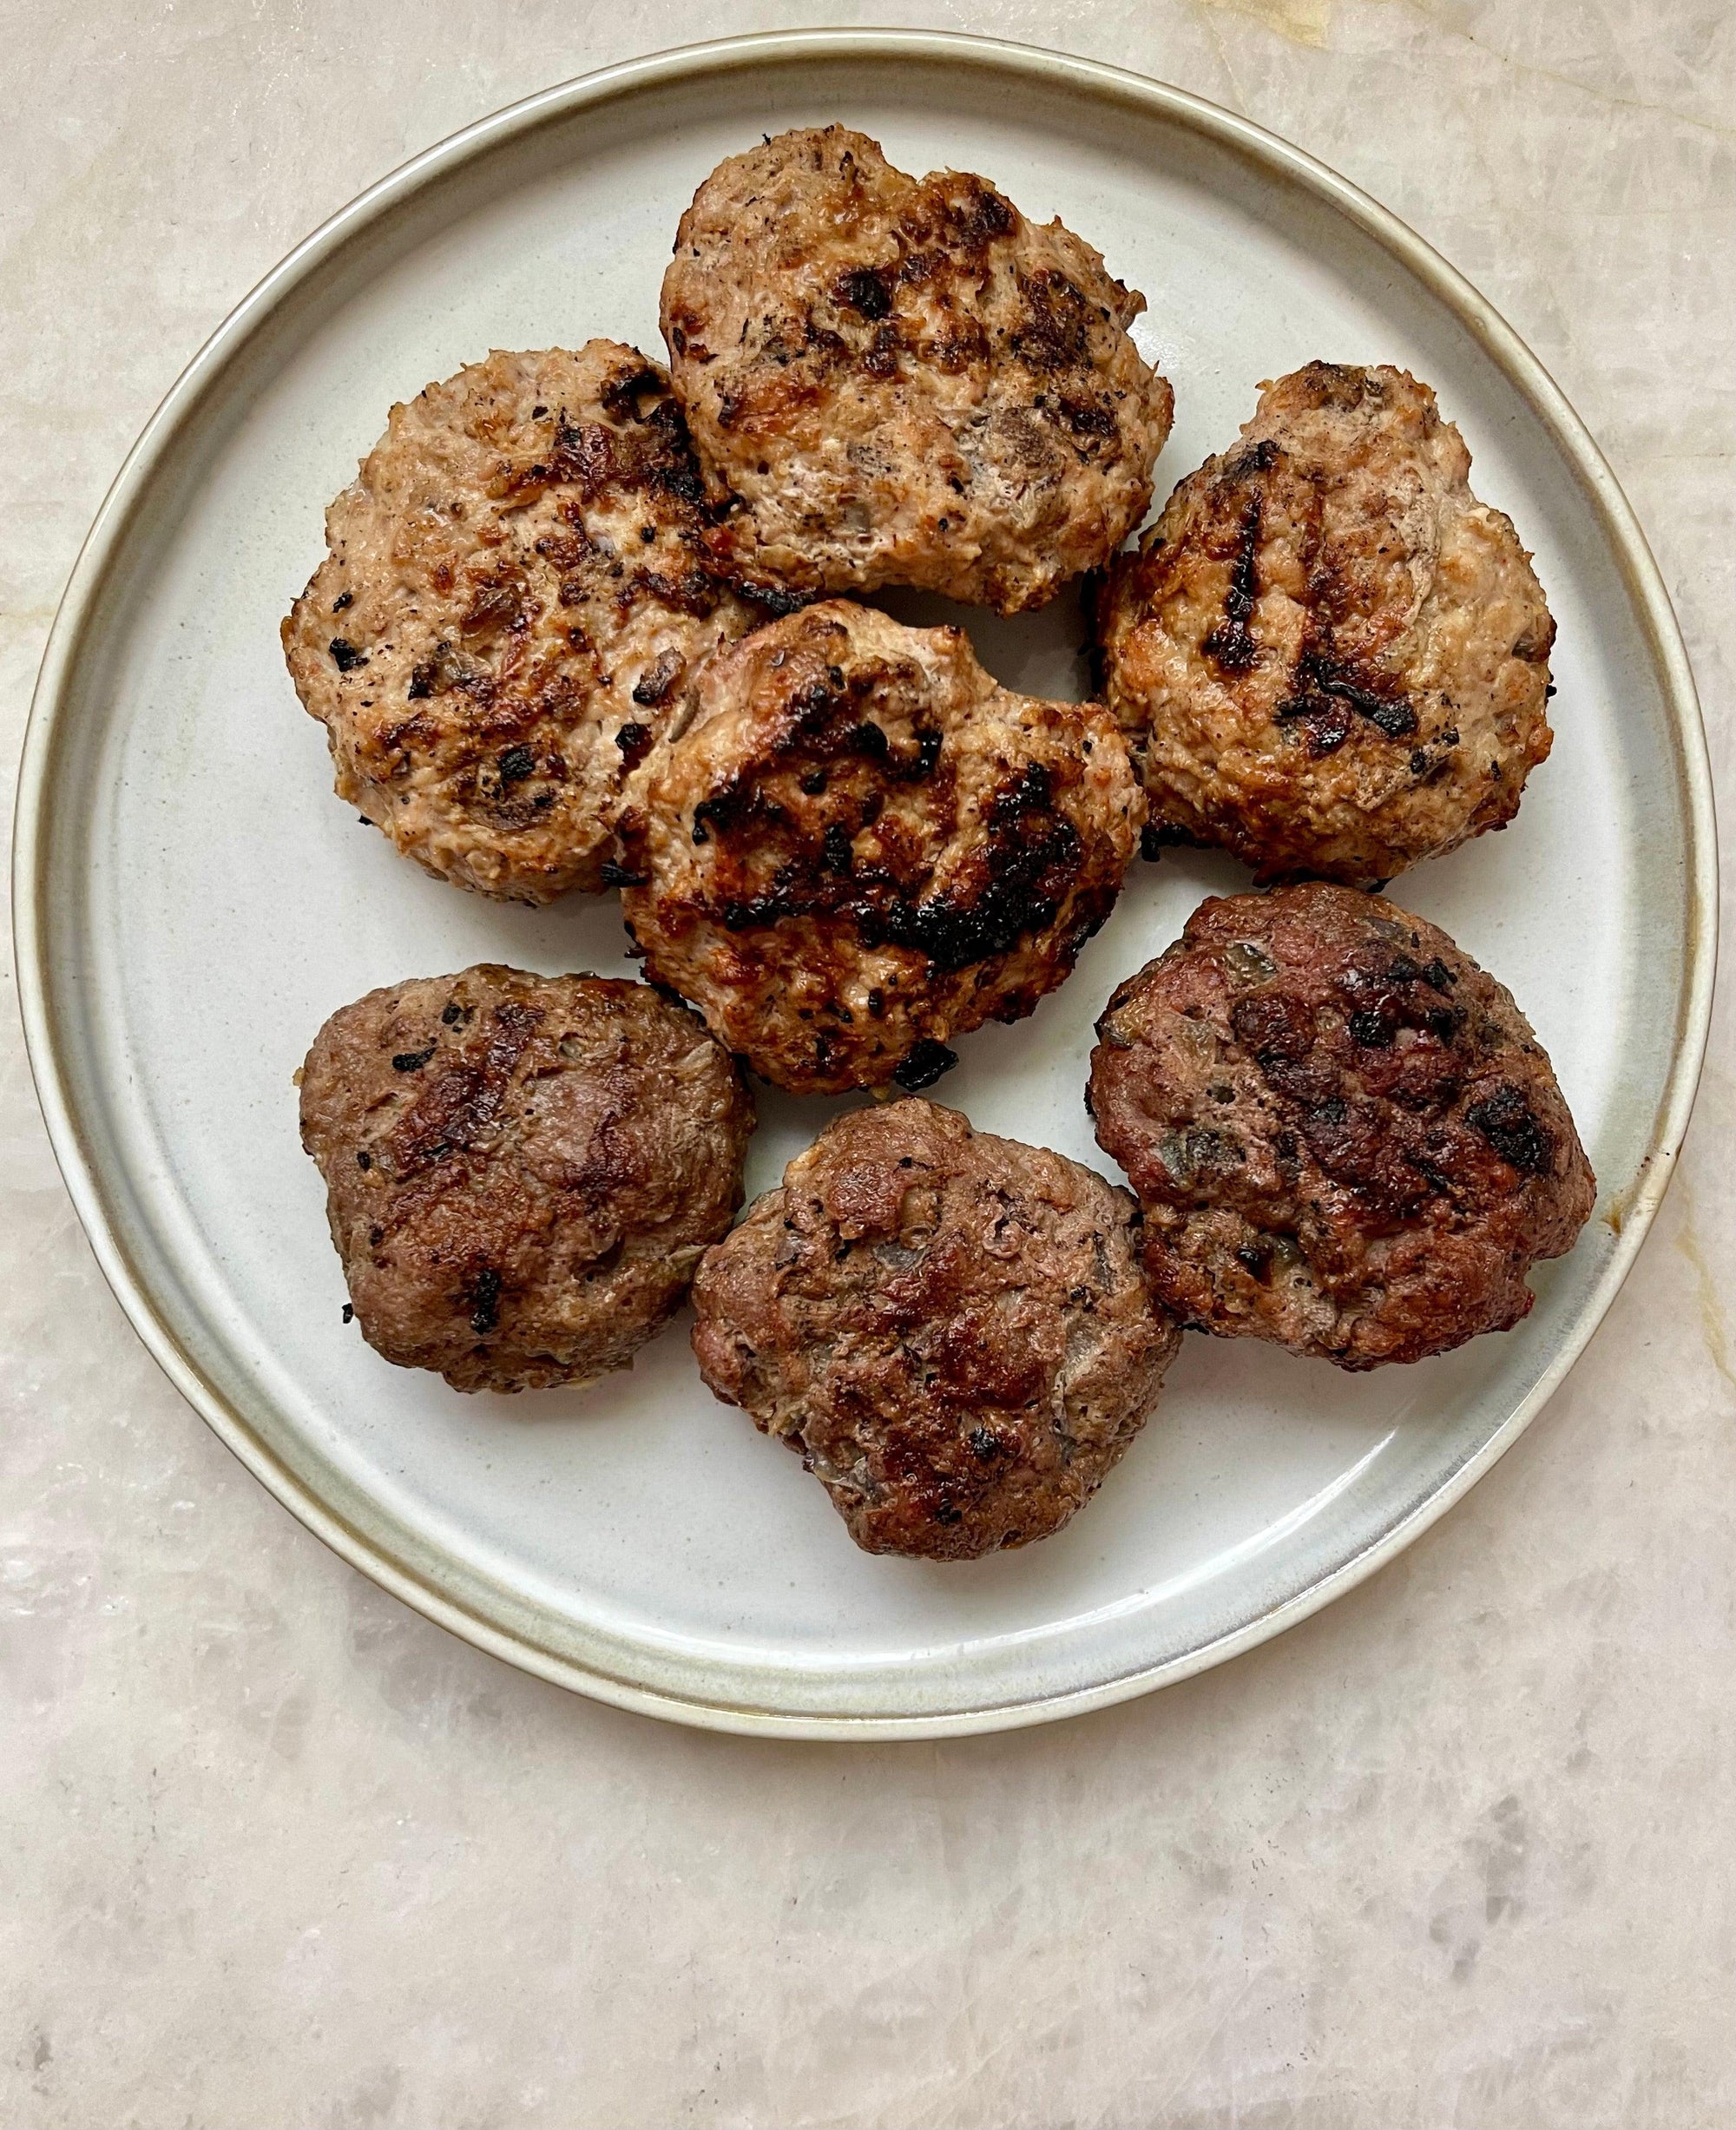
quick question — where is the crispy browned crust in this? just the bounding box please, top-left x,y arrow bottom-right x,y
282,344 -> 758,903
661,127 -> 1174,615
299,967 -> 754,1392
691,1100 -> 1180,1559
1095,363 -> 1555,884
617,601 -> 1145,1095
1087,884 -> 1595,1369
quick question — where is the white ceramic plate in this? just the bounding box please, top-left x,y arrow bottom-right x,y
16,31 -> 1714,1738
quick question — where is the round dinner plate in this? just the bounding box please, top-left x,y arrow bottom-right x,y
15,31 -> 1714,1738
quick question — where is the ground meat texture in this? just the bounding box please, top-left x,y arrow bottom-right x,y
661,127 -> 1175,615
1095,363 -> 1555,884
1087,883 -> 1595,1369
691,1100 -> 1180,1560
616,601 -> 1145,1095
299,967 -> 754,1392
281,344 -> 758,903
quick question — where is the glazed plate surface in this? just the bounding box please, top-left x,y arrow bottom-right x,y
15,32 -> 1713,1734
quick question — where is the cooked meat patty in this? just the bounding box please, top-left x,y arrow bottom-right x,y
1087,883 -> 1595,1369
661,126 -> 1174,615
1095,363 -> 1555,884
282,343 -> 757,903
691,1099 -> 1180,1559
299,966 -> 753,1392
617,601 -> 1145,1095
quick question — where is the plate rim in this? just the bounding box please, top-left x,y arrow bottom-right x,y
12,26 -> 1718,1740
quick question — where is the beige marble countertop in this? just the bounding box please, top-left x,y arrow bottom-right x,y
3,3 -> 1732,2123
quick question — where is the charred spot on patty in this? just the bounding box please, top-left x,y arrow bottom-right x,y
835,265 -> 893,319
1467,1084 -> 1555,1175
464,1264 -> 503,1336
1275,649 -> 1418,753
598,365 -> 667,424
892,1038 -> 959,1091
613,720 -> 654,768
1140,819 -> 1207,863
631,652 -> 685,707
1200,493 -> 1264,674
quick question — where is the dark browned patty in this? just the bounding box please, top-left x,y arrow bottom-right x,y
299,966 -> 754,1392
690,1099 -> 1180,1560
1087,884 -> 1595,1368
618,601 -> 1144,1095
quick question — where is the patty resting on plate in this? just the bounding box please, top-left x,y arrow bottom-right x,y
1087,883 -> 1595,1368
299,966 -> 754,1392
616,600 -> 1146,1095
691,1098 -> 1181,1560
1095,362 -> 1555,884
661,126 -> 1175,615
282,342 -> 759,904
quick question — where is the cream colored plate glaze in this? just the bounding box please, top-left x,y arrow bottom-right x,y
14,32 -> 1714,1737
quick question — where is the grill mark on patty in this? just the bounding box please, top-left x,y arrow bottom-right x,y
687,658 -> 942,843
699,706 -> 1090,976
1202,493 -> 1264,674
385,999 -> 544,1179
1274,648 -> 1419,755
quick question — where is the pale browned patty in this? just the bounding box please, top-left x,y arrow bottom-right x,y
1087,884 -> 1595,1369
691,1100 -> 1180,1560
661,126 -> 1175,615
282,344 -> 758,904
1096,363 -> 1555,884
617,601 -> 1145,1095
299,967 -> 754,1392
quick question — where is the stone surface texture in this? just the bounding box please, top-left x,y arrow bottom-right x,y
2,3 -> 1732,2125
